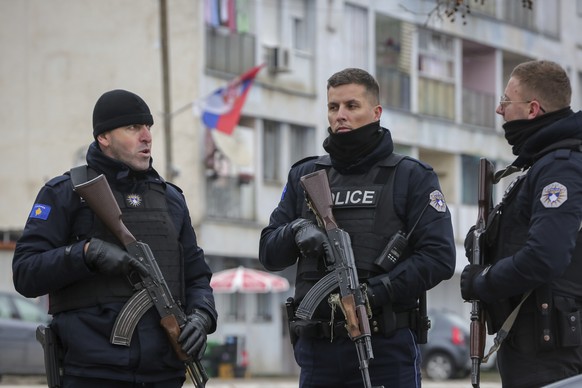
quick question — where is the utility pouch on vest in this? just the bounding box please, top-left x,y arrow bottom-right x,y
555,296 -> 582,348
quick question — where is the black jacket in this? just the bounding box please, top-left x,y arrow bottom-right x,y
13,142 -> 217,382
474,110 -> 582,304
259,128 -> 455,312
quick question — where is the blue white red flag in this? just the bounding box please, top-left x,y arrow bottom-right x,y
201,64 -> 264,135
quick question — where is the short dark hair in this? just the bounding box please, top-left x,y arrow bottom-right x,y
327,68 -> 380,105
511,60 -> 571,112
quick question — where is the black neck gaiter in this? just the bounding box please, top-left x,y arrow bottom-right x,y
503,107 -> 573,155
322,121 -> 384,165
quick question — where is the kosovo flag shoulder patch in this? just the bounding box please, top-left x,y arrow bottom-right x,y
29,204 -> 51,220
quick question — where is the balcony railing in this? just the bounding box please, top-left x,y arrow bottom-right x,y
206,26 -> 256,75
206,176 -> 255,221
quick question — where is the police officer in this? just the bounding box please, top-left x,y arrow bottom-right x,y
461,60 -> 582,387
259,68 -> 455,388
13,89 -> 217,388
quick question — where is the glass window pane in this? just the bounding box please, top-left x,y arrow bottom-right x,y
462,155 -> 480,205
263,120 -> 281,182
344,4 -> 368,69
376,16 -> 412,110
289,124 -> 316,165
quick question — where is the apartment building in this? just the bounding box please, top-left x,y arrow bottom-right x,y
2,0 -> 582,376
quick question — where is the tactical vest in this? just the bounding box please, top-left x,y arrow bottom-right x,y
294,154 -> 406,317
49,168 -> 184,314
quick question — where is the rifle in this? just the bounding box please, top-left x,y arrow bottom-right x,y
469,158 -> 494,388
297,169 -> 383,388
73,174 -> 208,388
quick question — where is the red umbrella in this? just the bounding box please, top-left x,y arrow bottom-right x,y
210,266 -> 290,294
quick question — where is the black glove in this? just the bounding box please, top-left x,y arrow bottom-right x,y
464,225 -> 476,262
460,264 -> 488,301
84,238 -> 144,275
366,276 -> 393,308
291,219 -> 329,260
179,310 -> 212,360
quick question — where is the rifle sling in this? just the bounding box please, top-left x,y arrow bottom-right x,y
483,290 -> 532,362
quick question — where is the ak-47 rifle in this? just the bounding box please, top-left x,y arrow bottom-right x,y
73,174 -> 208,388
469,158 -> 494,388
296,169 -> 383,388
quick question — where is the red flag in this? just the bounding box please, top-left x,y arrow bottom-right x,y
201,64 -> 264,135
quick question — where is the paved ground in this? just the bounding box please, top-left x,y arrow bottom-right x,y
0,375 -> 503,387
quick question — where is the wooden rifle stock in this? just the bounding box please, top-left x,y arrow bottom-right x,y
469,158 -> 494,388
299,169 -> 338,231
74,175 -> 137,245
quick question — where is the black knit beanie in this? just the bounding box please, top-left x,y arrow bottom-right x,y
92,89 -> 154,139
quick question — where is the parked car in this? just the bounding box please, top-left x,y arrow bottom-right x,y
420,309 -> 471,380
0,291 -> 50,379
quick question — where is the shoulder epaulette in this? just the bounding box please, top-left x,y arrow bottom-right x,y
44,175 -> 70,188
166,181 -> 184,194
291,155 -> 319,168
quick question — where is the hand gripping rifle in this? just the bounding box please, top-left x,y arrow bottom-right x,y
469,158 -> 494,388
296,169 -> 383,388
74,174 -> 208,388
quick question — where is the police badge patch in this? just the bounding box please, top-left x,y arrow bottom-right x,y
429,190 -> 447,212
540,182 -> 567,208
126,194 -> 143,207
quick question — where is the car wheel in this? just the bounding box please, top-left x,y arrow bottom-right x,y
424,351 -> 455,381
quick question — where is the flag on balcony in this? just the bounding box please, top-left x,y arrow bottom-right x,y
200,64 -> 264,136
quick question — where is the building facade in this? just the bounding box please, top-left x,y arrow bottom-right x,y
2,0 -> 582,376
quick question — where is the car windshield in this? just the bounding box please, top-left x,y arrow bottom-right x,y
13,297 -> 49,323
0,292 -> 49,323
0,294 -> 12,319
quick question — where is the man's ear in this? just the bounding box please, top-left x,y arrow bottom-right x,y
96,132 -> 110,148
528,100 -> 545,119
374,105 -> 383,121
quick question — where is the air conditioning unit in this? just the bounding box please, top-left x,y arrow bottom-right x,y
265,45 -> 291,73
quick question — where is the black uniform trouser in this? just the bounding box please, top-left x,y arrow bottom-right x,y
497,311 -> 582,388
63,376 -> 185,388
294,328 -> 421,388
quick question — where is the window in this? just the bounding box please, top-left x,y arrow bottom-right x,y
462,42 -> 496,128
461,155 -> 480,205
376,15 -> 412,110
12,297 -> 47,323
418,29 -> 455,120
263,120 -> 282,182
290,0 -> 313,52
205,0 -> 256,74
263,120 -> 316,183
225,293 -> 246,322
0,294 -> 11,319
289,124 -> 316,165
534,2 -> 559,37
470,0 -> 496,17
344,4 -> 368,69
256,294 -> 272,321
205,126 -> 256,221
